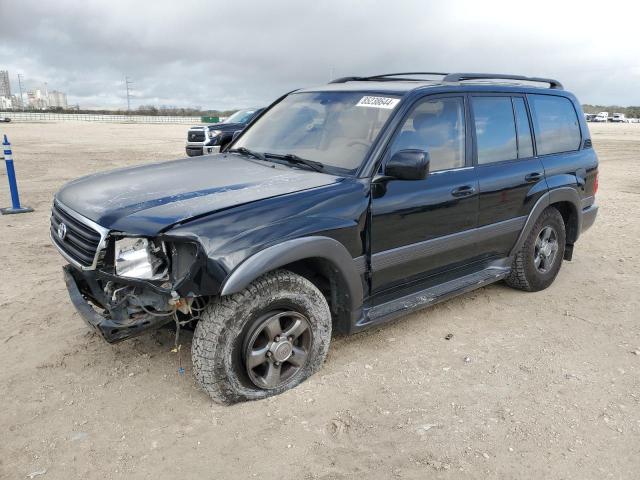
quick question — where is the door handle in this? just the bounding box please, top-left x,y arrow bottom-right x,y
451,185 -> 476,197
525,172 -> 543,183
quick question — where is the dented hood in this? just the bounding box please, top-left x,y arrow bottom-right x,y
55,154 -> 339,234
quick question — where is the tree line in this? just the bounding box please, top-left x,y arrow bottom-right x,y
582,104 -> 640,118
11,105 -> 239,117
8,104 -> 640,119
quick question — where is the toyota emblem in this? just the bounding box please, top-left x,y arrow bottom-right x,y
57,222 -> 67,240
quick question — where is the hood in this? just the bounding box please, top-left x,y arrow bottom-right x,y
55,154 -> 340,235
209,122 -> 246,131
188,122 -> 244,132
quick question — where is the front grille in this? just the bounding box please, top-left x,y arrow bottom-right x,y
188,131 -> 205,142
50,202 -> 103,267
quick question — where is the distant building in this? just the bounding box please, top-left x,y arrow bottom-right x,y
0,70 -> 11,97
27,89 -> 48,110
0,71 -> 70,110
11,94 -> 22,109
48,90 -> 68,108
0,95 -> 12,110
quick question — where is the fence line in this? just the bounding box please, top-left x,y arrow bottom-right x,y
0,112 -> 202,124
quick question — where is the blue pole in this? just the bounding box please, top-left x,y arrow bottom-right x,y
1,134 -> 33,214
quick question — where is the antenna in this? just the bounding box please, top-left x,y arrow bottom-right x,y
125,76 -> 133,112
17,74 -> 24,111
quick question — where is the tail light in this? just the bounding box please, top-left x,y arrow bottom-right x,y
594,172 -> 599,195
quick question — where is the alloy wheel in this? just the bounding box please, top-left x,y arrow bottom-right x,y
243,311 -> 313,390
534,226 -> 559,273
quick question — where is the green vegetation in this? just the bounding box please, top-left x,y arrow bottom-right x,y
17,105 -> 239,117
11,104 -> 640,120
582,105 -> 640,118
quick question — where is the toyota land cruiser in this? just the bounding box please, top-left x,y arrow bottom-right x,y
51,72 -> 598,404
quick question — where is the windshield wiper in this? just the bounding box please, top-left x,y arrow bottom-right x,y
264,153 -> 325,172
228,147 -> 266,161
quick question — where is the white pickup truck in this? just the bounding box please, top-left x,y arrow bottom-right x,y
611,113 -> 627,123
593,112 -> 609,123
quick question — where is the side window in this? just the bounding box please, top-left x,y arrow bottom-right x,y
528,94 -> 581,155
388,97 -> 465,172
513,97 -> 534,158
471,96 -> 517,164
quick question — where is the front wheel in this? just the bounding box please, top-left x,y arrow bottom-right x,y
192,270 -> 332,404
505,207 -> 566,292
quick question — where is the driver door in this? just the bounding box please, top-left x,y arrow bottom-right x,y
370,95 -> 479,299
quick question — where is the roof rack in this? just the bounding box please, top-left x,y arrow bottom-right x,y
329,72 -> 563,89
329,72 -> 448,83
367,72 -> 450,81
442,73 -> 563,90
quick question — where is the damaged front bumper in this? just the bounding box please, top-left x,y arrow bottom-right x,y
63,265 -> 173,343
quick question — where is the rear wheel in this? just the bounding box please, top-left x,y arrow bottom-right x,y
192,270 -> 331,404
505,207 -> 566,292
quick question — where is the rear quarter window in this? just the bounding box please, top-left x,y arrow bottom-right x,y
528,95 -> 581,155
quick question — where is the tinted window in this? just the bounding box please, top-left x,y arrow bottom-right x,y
235,92 -> 397,172
389,97 -> 465,171
472,97 -> 517,164
529,95 -> 581,155
513,97 -> 534,158
226,109 -> 257,124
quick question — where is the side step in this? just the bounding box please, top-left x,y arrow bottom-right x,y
357,266 -> 510,330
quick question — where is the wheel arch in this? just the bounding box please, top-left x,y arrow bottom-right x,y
220,236 -> 364,332
510,187 -> 582,257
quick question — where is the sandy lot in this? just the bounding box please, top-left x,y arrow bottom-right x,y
0,121 -> 639,479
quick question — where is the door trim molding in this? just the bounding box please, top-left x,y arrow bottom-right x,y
371,216 -> 526,272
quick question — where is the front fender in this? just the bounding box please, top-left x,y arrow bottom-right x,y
220,236 -> 364,314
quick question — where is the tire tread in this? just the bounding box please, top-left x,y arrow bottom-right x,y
505,207 -> 566,292
192,269 -> 331,404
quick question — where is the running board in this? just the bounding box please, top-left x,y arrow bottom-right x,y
356,266 -> 510,330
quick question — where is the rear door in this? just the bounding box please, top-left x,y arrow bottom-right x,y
370,95 -> 479,299
470,94 -> 547,259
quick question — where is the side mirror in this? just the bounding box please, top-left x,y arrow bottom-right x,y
384,149 -> 430,180
232,130 -> 242,141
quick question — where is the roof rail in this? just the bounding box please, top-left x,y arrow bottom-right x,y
329,76 -> 366,84
329,72 -> 564,89
329,72 -> 449,84
366,72 -> 449,80
442,73 -> 563,89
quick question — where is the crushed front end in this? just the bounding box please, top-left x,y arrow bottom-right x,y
51,201 -> 215,343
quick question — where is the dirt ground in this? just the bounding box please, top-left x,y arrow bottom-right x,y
0,121 -> 638,479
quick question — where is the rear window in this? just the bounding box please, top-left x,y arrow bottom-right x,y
528,95 -> 581,155
472,96 -> 517,164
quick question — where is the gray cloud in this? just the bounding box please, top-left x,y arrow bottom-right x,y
1,0 -> 639,109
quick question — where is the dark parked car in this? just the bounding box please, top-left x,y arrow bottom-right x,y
0,116 -> 11,122
51,72 -> 598,404
185,108 -> 264,157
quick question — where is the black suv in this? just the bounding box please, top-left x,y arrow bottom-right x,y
185,108 -> 264,157
51,72 -> 598,404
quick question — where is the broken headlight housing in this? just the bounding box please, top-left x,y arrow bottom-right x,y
114,237 -> 168,280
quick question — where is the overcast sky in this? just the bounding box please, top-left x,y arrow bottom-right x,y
1,0 -> 639,110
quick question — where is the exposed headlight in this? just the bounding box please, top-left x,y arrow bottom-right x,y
208,129 -> 222,139
114,237 -> 167,280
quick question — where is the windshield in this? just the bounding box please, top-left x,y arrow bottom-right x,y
233,91 -> 399,173
226,109 -> 257,124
